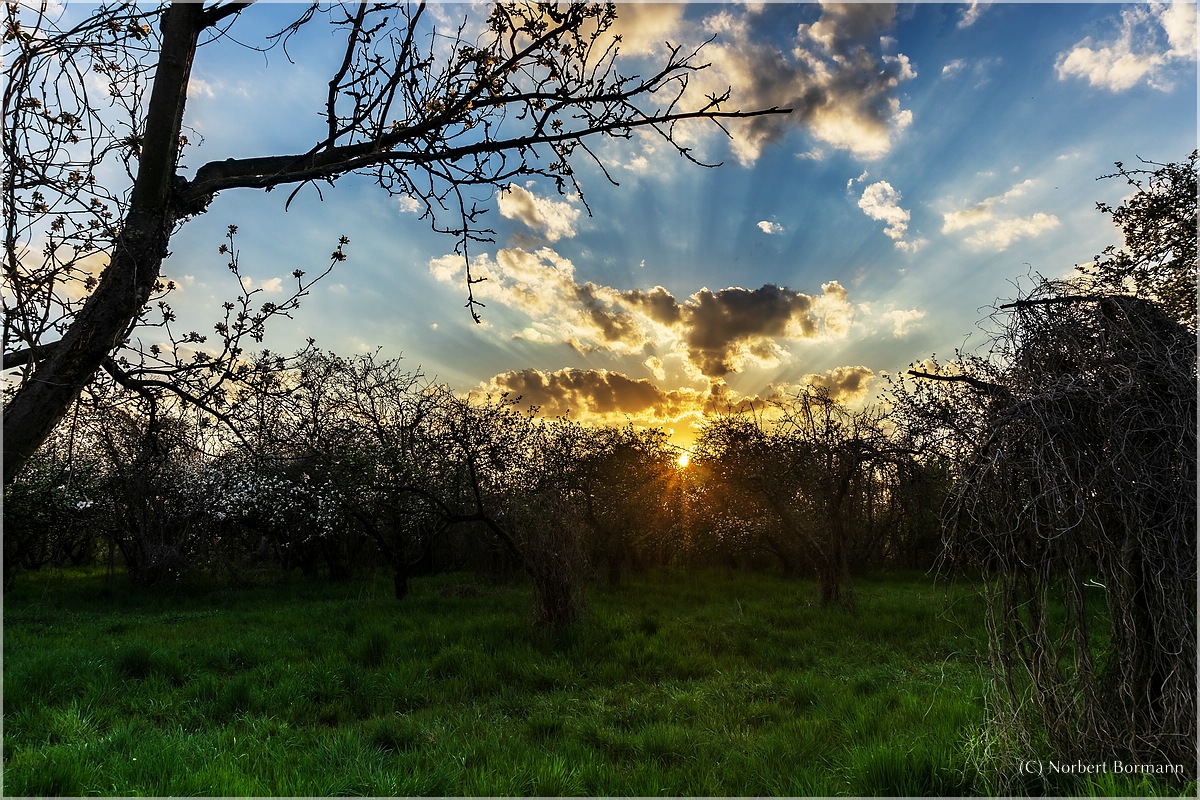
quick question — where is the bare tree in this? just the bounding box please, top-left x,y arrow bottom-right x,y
3,1 -> 787,481
693,390 -> 909,607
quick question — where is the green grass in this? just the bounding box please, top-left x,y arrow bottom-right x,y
1,568 -> 1189,796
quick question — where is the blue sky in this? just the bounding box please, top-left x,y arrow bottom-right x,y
153,2 -> 1195,444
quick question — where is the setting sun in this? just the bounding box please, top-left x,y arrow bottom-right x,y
676,452 -> 690,469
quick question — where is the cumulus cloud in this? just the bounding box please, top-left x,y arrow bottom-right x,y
942,179 -> 1060,251
482,363 -> 876,429
430,247 -> 856,379
790,364 -> 876,404
497,183 -> 581,242
857,180 -> 925,252
680,284 -> 819,377
488,367 -> 671,417
1056,3 -> 1197,92
609,3 -> 688,57
668,3 -> 916,163
590,4 -> 915,166
757,220 -> 784,235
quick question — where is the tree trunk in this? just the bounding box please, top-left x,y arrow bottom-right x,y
3,2 -> 204,482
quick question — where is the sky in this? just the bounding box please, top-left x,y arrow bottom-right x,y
145,2 -> 1196,446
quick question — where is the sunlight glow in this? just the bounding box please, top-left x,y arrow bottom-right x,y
676,451 -> 690,468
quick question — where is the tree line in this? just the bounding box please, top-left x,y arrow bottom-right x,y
1,352 -> 950,621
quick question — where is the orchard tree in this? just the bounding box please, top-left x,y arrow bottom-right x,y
568,423 -> 678,581
692,413 -> 808,579
692,390 -> 908,607
2,1 -> 787,481
1079,150 -> 1197,329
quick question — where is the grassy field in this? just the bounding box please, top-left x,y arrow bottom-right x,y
1,568 -> 1188,796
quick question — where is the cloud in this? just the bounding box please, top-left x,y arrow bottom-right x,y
487,367 -> 670,417
1056,3 -> 1197,92
675,4 -> 916,163
857,180 -> 925,252
941,179 -> 1060,250
680,284 -> 821,377
238,275 -> 283,293
609,3 -> 689,57
497,183 -> 581,242
962,213 -> 1060,250
481,363 -> 876,431
755,366 -> 876,409
2,240 -> 110,305
880,307 -> 926,337
430,247 -> 652,354
188,77 -> 216,99
774,365 -> 877,405
757,220 -> 784,235
430,247 -> 856,379
941,59 -> 967,78
957,2 -> 987,29
941,179 -> 1035,233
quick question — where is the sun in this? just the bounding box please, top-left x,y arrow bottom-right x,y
676,451 -> 690,469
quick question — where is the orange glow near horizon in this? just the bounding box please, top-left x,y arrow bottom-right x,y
676,451 -> 690,469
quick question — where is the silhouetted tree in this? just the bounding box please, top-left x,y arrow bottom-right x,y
571,424 -> 678,581
3,1 -> 786,482
901,156 -> 1197,778
693,391 -> 911,607
1078,151 -> 1197,329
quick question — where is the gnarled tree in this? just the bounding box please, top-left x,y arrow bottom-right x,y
3,1 -> 786,481
910,284 -> 1196,783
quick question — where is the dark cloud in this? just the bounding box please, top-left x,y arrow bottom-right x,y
488,367 -> 669,418
700,3 -> 914,161
577,283 -> 647,350
680,284 -> 824,378
433,248 -> 855,380
484,364 -> 878,431
621,285 -> 683,326
799,365 -> 875,403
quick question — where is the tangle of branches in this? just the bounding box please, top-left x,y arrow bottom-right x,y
929,280 -> 1196,782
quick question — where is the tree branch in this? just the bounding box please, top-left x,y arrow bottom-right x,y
998,294 -> 1104,310
907,370 -> 1013,401
202,2 -> 255,27
179,106 -> 788,207
3,341 -> 60,371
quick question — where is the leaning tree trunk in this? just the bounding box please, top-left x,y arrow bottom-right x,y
3,2 -> 203,482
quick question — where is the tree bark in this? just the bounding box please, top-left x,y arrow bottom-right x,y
3,2 -> 205,482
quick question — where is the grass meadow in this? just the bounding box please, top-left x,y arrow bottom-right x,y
2,568 -> 1189,796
